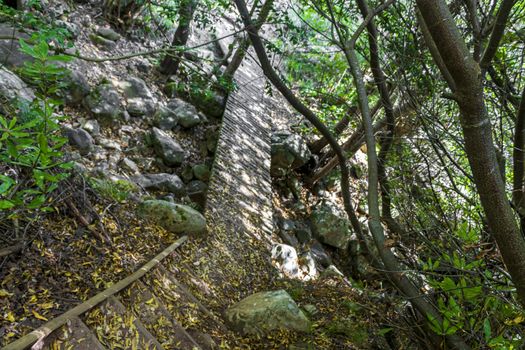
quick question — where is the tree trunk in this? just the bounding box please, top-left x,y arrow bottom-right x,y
223,0 -> 274,81
159,0 -> 198,76
417,0 -> 525,306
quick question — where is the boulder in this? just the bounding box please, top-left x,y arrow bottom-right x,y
127,97 -> 155,117
0,24 -> 32,68
310,202 -> 352,249
89,34 -> 116,50
0,67 -> 35,112
176,104 -> 201,128
271,244 -> 317,281
271,244 -> 300,278
97,27 -> 121,41
119,77 -> 156,117
150,127 -> 185,166
121,77 -> 153,100
62,70 -> 90,105
82,119 -> 100,136
192,164 -> 210,181
271,131 -> 312,176
225,290 -> 311,335
153,106 -> 179,130
64,127 -> 94,155
138,200 -> 206,234
134,173 -> 186,197
120,157 -> 140,174
84,83 -> 122,122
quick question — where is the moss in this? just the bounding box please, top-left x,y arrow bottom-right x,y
89,178 -> 137,203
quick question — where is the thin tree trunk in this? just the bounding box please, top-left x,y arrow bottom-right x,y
513,86 -> 525,232
417,0 -> 525,307
309,110 -> 353,154
223,0 -> 274,81
356,0 -> 395,220
159,0 -> 198,76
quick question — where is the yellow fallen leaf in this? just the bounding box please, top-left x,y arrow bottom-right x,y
40,302 -> 54,309
32,310 -> 48,321
0,289 -> 13,297
505,315 -> 525,325
6,311 -> 15,322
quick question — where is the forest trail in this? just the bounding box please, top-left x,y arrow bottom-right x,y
2,54 -> 291,350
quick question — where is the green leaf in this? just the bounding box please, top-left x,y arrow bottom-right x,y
27,194 -> 45,209
0,200 -> 15,209
483,318 -> 491,341
18,39 -> 35,56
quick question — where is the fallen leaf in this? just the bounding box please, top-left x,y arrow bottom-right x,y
32,310 -> 48,321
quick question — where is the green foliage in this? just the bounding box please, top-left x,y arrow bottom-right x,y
88,178 -> 137,203
422,225 -> 523,348
0,34 -> 72,217
324,318 -> 368,345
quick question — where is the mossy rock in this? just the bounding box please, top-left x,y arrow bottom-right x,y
137,199 -> 206,235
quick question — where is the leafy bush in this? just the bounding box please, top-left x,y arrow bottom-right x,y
0,37 -> 72,217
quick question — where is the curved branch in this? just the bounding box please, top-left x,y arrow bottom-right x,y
480,0 -> 516,70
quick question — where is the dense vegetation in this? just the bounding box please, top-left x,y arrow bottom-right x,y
2,0 -> 525,348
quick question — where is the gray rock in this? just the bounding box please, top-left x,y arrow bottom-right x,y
127,97 -> 155,117
271,244 -> 300,278
0,24 -> 32,68
137,200 -> 206,234
192,164 -> 210,182
98,138 -> 122,151
0,67 -> 35,112
89,34 -> 116,50
309,240 -> 332,268
82,119 -> 100,136
225,290 -> 311,335
135,173 -> 186,197
153,105 -> 179,130
150,127 -> 185,166
175,104 -> 201,128
97,27 -> 121,41
120,77 -> 155,117
310,202 -> 352,249
120,158 -> 140,174
166,98 -> 186,111
271,131 -> 312,176
121,77 -> 153,100
63,70 -> 90,105
64,127 -> 94,155
84,83 -> 121,122
186,180 -> 207,207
